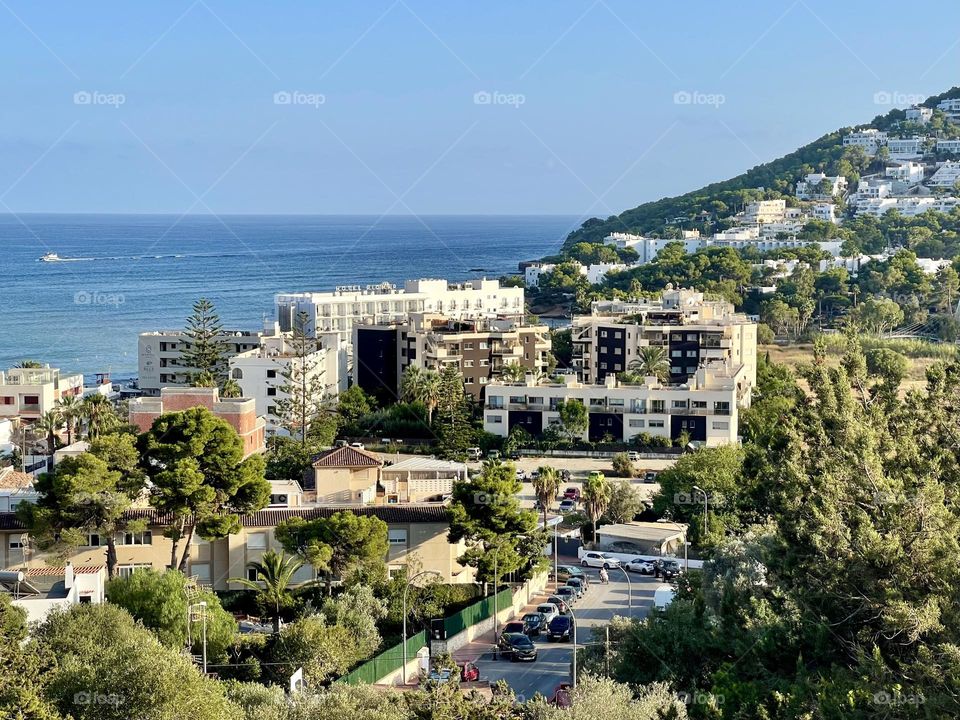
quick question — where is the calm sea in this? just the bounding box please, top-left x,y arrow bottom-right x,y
0,214 -> 578,380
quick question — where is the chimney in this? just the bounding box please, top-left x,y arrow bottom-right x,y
64,561 -> 74,590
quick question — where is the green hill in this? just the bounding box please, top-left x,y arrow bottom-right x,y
560,86 -> 960,252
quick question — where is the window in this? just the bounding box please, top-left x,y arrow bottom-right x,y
464,377 -> 474,385
479,341 -> 488,350
266,369 -> 276,379
686,334 -> 697,341
672,400 -> 688,409
487,414 -> 503,423
231,368 -> 243,379
388,529 -> 408,546
671,366 -> 682,374
488,397 -> 504,409
246,567 -> 259,582
479,359 -> 489,367
600,330 -> 608,338
23,395 -> 39,405
479,376 -> 487,384
191,563 -> 212,585
686,350 -> 697,358
119,531 -> 152,546
9,537 -> 23,549
117,564 -> 152,579
692,400 -> 707,409
464,359 -> 474,368
509,395 -> 526,404
628,419 -> 645,428
599,346 -> 608,354
88,533 -> 101,547
247,532 -> 268,549
671,350 -> 682,358
714,401 -> 731,415
712,421 -> 730,430
651,400 -> 665,413
648,420 -> 665,428
614,331 -> 622,339
464,342 -> 474,350
267,387 -> 277,396
599,362 -> 607,370
687,367 -> 697,374
268,405 -> 277,416
614,348 -> 622,355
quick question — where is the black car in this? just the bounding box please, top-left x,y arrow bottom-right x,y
522,612 -> 545,636
497,632 -> 538,661
547,615 -> 573,642
565,577 -> 587,597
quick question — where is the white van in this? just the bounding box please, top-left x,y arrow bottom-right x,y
653,584 -> 675,609
466,447 -> 482,461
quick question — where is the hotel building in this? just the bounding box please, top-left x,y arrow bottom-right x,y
0,366 -> 84,421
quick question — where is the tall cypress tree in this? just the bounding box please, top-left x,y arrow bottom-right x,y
276,311 -> 329,446
180,298 -> 228,387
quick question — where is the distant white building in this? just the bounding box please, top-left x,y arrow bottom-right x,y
0,366 -> 84,422
937,139 -> 960,154
885,160 -> 925,184
524,263 -> 556,287
928,161 -> 960,188
905,106 -> 933,125
523,261 -> 629,288
812,203 -> 838,223
937,98 -> 960,122
886,137 -> 925,157
796,173 -> 847,200
843,129 -> 888,155
602,232 -> 842,264
742,199 -> 786,224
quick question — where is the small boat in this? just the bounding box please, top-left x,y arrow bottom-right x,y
39,252 -> 62,262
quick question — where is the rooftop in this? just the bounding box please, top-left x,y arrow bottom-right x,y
312,445 -> 383,469
384,457 -> 468,473
0,467 -> 34,490
597,522 -> 688,543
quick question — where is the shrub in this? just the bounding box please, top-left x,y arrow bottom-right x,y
610,452 -> 636,478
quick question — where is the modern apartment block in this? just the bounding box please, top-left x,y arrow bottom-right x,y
128,387 -> 266,458
0,366 -> 84,421
0,503 -> 474,587
353,313 -> 551,403
228,331 -> 347,437
571,289 -> 757,396
483,363 -> 748,447
275,278 -> 525,345
138,329 -> 263,396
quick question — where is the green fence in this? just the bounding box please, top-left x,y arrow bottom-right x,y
444,587 -> 513,638
338,630 -> 427,685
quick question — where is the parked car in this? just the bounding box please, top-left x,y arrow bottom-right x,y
350,442 -> 365,450
557,564 -> 588,582
535,603 -> 560,624
562,487 -> 581,501
551,683 -> 573,707
497,632 -> 538,661
586,470 -> 605,482
653,584 -> 676,609
460,661 -> 479,682
564,577 -> 588,597
428,668 -> 453,683
502,620 -> 525,635
522,612 -> 545,636
547,614 -> 573,642
627,451 -> 641,461
558,499 -> 577,514
560,469 -> 572,481
581,551 -> 621,569
553,586 -> 577,606
515,468 -> 526,481
644,471 -> 658,483
625,558 -> 656,574
466,447 -> 482,461
546,596 -> 569,614
655,559 -> 683,580
487,450 -> 501,460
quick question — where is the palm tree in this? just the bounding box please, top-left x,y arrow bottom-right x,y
82,395 -> 118,438
220,378 -> 242,398
14,360 -> 42,368
400,365 -> 443,425
229,550 -> 309,633
532,466 -> 561,529
34,410 -> 62,455
56,395 -> 82,445
582,473 -> 611,546
628,345 -> 670,381
499,363 -> 527,383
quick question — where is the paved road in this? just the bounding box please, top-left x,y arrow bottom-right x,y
453,564 -> 662,700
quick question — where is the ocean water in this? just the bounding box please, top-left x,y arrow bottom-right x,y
0,214 -> 577,380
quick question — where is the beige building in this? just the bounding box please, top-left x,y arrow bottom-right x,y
310,445 -> 384,504
0,366 -> 84,421
0,504 -> 473,588
381,457 -> 468,503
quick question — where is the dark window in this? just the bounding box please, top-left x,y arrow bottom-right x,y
266,369 -> 276,379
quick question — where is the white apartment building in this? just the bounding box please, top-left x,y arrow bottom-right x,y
572,289 -> 757,396
928,161 -> 960,188
854,196 -> 959,218
886,137 -> 925,157
229,331 -> 347,436
885,161 -> 925,184
796,173 -> 847,200
138,329 -> 263,396
275,278 -> 524,345
937,98 -> 960,121
843,129 -> 888,155
906,106 -> 933,125
812,203 -> 838,223
603,233 -> 703,264
523,262 -> 630,288
602,232 -> 842,265
483,363 -> 747,447
937,139 -> 960,154
0,366 -> 83,421
743,199 -> 787,224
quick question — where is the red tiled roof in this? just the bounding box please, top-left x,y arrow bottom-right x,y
312,446 -> 383,469
0,469 -> 34,490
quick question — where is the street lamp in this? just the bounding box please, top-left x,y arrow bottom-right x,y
567,605 -> 578,689
402,570 -> 441,685
692,485 -> 708,532
612,565 -> 633,617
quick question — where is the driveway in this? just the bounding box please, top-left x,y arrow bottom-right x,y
447,561 -> 660,701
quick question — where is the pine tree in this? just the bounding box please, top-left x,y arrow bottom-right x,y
180,298 -> 228,386
434,365 -> 474,460
276,312 -> 328,446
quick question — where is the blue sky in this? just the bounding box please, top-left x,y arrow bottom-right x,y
1,1 -> 958,215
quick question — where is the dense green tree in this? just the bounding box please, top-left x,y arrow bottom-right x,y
399,365 -> 442,425
532,465 -> 561,528
434,365 -> 474,460
105,569 -> 237,661
264,434 -> 314,481
604,479 -> 643,524
448,461 -> 544,582
180,297 -> 229,386
0,593 -> 59,720
139,407 -> 270,571
557,398 -> 588,441
336,384 -> 377,432
229,550 -> 309,632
